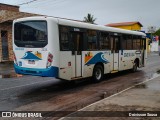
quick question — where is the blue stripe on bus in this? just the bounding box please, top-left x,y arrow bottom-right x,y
14,64 -> 58,77
85,52 -> 109,65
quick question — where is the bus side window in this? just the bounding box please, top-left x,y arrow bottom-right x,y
114,37 -> 119,53
141,38 -> 144,50
126,35 -> 133,50
122,34 -> 127,50
133,36 -> 137,50
142,38 -> 146,50
110,36 -> 114,53
133,36 -> 141,50
59,26 -> 69,51
87,30 -> 97,50
137,36 -> 141,50
60,32 -> 69,50
99,32 -> 110,50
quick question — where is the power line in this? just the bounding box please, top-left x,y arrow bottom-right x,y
18,0 -> 39,6
22,0 -> 58,8
21,0 -> 67,10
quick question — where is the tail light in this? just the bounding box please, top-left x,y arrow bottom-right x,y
46,53 -> 53,68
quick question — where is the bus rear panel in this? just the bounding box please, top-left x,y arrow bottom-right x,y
13,18 -> 59,77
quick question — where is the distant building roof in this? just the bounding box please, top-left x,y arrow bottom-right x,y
106,21 -> 143,27
0,10 -> 39,23
0,3 -> 19,12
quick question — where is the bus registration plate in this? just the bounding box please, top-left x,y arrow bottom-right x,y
28,60 -> 35,64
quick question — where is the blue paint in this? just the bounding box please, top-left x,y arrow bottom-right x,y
14,64 -> 58,77
22,51 -> 41,60
85,52 -> 109,65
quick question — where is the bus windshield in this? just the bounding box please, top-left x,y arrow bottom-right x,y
14,21 -> 48,48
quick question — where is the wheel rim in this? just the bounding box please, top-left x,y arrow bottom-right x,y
95,68 -> 102,80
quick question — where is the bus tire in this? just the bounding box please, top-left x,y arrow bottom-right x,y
92,65 -> 104,83
132,62 -> 138,72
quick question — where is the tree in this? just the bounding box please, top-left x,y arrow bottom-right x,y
83,13 -> 97,24
153,28 -> 160,36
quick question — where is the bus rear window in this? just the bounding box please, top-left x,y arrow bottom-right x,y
14,21 -> 48,48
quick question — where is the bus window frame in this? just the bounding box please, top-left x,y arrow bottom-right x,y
14,20 -> 48,48
86,29 -> 98,51
98,31 -> 111,50
59,25 -> 70,51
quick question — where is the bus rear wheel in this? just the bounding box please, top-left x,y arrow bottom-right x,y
92,65 -> 104,83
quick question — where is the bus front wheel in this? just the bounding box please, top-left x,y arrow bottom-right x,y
92,65 -> 104,83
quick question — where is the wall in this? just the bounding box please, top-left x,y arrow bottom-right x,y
0,23 -> 13,61
131,24 -> 141,31
0,4 -> 19,12
116,25 -> 132,30
0,10 -> 38,62
114,24 -> 141,31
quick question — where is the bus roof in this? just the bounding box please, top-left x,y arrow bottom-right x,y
14,16 -> 146,36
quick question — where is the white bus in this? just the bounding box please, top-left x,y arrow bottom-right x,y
13,16 -> 146,82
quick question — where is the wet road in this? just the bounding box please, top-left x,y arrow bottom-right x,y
0,53 -> 160,116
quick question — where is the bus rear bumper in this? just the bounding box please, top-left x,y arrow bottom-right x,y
14,64 -> 58,77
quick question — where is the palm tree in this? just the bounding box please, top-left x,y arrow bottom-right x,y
84,13 -> 97,24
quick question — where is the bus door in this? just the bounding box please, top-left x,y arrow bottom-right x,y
111,35 -> 120,71
71,32 -> 83,78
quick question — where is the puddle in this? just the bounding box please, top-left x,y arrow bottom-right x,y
147,73 -> 160,80
152,73 -> 160,79
134,73 -> 160,89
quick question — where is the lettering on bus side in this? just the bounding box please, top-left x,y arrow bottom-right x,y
15,48 -> 24,51
74,28 -> 80,32
124,53 -> 135,57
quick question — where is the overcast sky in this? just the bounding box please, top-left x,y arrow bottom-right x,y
0,0 -> 160,31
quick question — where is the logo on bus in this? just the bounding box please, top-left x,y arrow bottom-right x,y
85,52 -> 109,65
21,51 -> 42,60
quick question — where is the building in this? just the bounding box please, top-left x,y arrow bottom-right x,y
106,21 -> 143,31
0,3 -> 39,62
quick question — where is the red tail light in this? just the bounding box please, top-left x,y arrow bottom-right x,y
46,53 -> 53,68
48,58 -> 52,63
49,54 -> 53,59
68,62 -> 71,66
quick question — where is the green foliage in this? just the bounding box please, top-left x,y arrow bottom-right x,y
153,28 -> 160,36
83,13 -> 97,24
